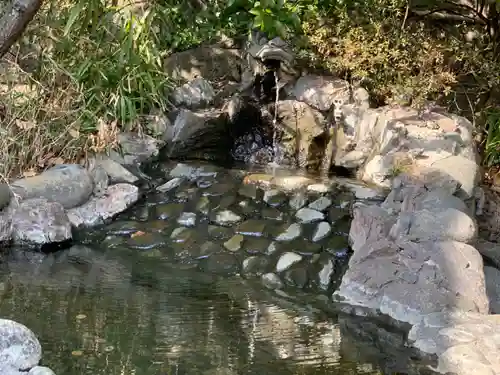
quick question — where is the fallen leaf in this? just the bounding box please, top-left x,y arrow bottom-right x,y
15,119 -> 36,130
71,350 -> 83,356
75,314 -> 87,320
69,128 -> 80,138
22,170 -> 37,178
131,231 -> 146,238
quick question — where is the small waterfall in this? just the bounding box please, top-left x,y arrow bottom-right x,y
270,70 -> 281,167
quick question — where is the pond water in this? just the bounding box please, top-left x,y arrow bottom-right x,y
0,161 -> 425,375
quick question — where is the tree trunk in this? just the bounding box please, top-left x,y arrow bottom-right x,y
0,0 -> 43,59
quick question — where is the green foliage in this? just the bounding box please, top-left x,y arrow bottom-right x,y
484,108 -> 500,167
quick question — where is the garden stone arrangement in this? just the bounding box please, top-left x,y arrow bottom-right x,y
1,31 -> 500,375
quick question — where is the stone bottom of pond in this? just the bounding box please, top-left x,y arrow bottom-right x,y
0,161 -> 439,375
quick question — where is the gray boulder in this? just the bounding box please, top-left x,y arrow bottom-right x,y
10,164 -> 93,209
293,75 -> 351,111
67,183 -> 139,227
28,366 -> 56,375
11,198 -> 72,246
116,132 -> 160,165
0,183 -> 11,210
0,319 -> 42,371
172,77 -> 216,109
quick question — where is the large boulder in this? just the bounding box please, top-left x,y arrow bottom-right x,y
67,183 -> 139,227
276,100 -> 331,170
0,319 -> 42,371
293,75 -> 351,111
10,164 -> 93,209
164,45 -> 243,83
11,198 -> 72,247
335,104 -> 479,198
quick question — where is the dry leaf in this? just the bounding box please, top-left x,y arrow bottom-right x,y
15,119 -> 36,130
131,231 -> 146,238
48,157 -> 65,165
69,128 -> 80,138
22,170 -> 37,178
71,350 -> 83,357
75,314 -> 87,320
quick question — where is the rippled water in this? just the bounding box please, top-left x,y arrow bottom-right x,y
0,250 -> 384,375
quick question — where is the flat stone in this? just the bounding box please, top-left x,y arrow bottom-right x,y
224,234 -> 244,252
242,256 -> 270,276
0,319 -> 42,370
261,207 -> 283,220
296,207 -> 324,223
11,198 -> 72,246
28,366 -> 56,375
263,189 -> 287,207
308,196 -> 332,211
202,252 -> 240,276
312,221 -> 331,242
127,232 -> 166,250
155,203 -> 184,220
270,176 -> 314,191
284,267 -> 309,288
10,164 -> 93,209
157,178 -> 182,192
261,272 -> 284,290
307,183 -> 331,193
289,192 -> 308,210
93,155 -> 139,184
236,220 -> 266,237
212,210 -> 242,226
244,237 -> 271,254
67,184 -> 139,227
275,223 -> 302,241
238,184 -> 259,200
117,132 -> 159,165
177,212 -> 196,227
276,252 -> 303,273
208,225 -> 233,240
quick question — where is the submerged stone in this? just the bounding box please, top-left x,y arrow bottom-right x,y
276,252 -> 303,273
296,207 -> 324,223
308,196 -> 332,212
212,210 -> 242,226
236,219 -> 266,237
312,222 -> 332,242
275,223 -> 302,241
261,272 -> 284,290
224,234 -> 244,252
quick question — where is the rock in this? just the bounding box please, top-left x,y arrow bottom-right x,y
484,266 -> 500,314
0,319 -> 42,370
307,183 -> 331,193
317,258 -> 335,291
408,311 -> 500,375
164,45 -> 243,82
238,184 -> 259,199
212,210 -> 242,226
94,156 -> 139,184
157,177 -> 183,192
172,77 -> 216,109
0,183 -> 11,210
312,222 -> 331,242
289,192 -> 308,210
88,163 -> 108,197
277,100 -> 329,169
236,220 -> 266,237
276,252 -> 303,273
296,207 -> 324,223
165,109 -> 231,161
11,198 -> 72,246
117,132 -> 160,165
177,212 -> 196,227
263,189 -> 287,207
261,272 -> 284,290
349,204 -> 396,252
405,208 -> 477,243
242,256 -> 269,276
67,183 -> 139,227
474,239 -> 500,269
271,176 -> 314,191
275,223 -> 302,241
293,75 -> 351,111
0,211 -> 12,243
224,234 -> 244,252
308,196 -> 332,211
334,240 -> 489,326
336,105 -> 477,192
10,164 -> 93,209
28,366 -> 56,375
202,252 -> 240,276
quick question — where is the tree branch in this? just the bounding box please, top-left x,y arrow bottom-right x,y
0,0 -> 43,59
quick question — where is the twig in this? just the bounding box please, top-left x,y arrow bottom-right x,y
402,1 -> 410,31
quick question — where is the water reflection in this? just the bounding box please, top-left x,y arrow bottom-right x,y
0,246 -> 390,375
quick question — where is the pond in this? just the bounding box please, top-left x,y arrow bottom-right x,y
0,161 -> 422,375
